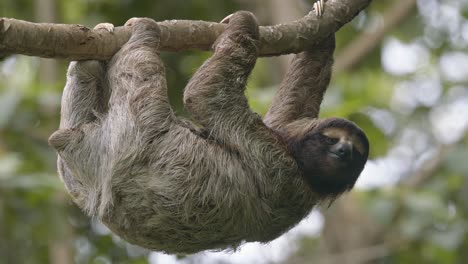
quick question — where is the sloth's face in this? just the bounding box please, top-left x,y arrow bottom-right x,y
290,118 -> 369,195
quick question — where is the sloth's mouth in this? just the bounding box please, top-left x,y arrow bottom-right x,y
328,151 -> 353,163
327,151 -> 342,160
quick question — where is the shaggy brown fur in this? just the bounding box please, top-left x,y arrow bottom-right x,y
49,11 -> 369,254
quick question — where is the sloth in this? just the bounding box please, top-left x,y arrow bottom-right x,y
49,10 -> 369,254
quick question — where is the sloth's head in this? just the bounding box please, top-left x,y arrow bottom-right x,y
284,118 -> 369,195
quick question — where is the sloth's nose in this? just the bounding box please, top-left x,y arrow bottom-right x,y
330,142 -> 353,160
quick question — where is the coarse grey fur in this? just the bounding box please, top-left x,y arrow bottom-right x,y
49,12 -> 366,254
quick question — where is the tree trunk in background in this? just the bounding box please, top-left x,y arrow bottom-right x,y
241,0 -> 300,84
48,193 -> 74,264
0,199 -> 5,260
320,194 -> 383,264
35,1 -> 73,264
266,0 -> 299,74
35,0 -> 59,84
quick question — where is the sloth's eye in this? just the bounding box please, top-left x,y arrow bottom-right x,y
323,136 -> 339,145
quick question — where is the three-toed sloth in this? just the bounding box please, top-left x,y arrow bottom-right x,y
49,11 -> 369,254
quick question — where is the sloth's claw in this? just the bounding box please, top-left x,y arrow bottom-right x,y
313,0 -> 325,17
220,13 -> 234,24
93,23 -> 115,33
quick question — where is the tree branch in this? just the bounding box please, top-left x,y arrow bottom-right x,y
0,0 -> 371,60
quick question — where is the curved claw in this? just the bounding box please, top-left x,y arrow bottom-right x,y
313,0 -> 325,17
93,23 -> 115,33
220,13 -> 234,24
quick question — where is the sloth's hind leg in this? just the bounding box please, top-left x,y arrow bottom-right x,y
49,60 -> 107,208
49,59 -> 107,151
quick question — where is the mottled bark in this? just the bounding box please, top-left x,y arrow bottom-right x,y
0,0 -> 372,60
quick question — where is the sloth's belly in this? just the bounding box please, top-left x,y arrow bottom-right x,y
101,171 -> 316,254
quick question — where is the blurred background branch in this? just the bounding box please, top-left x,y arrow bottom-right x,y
334,0 -> 417,74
